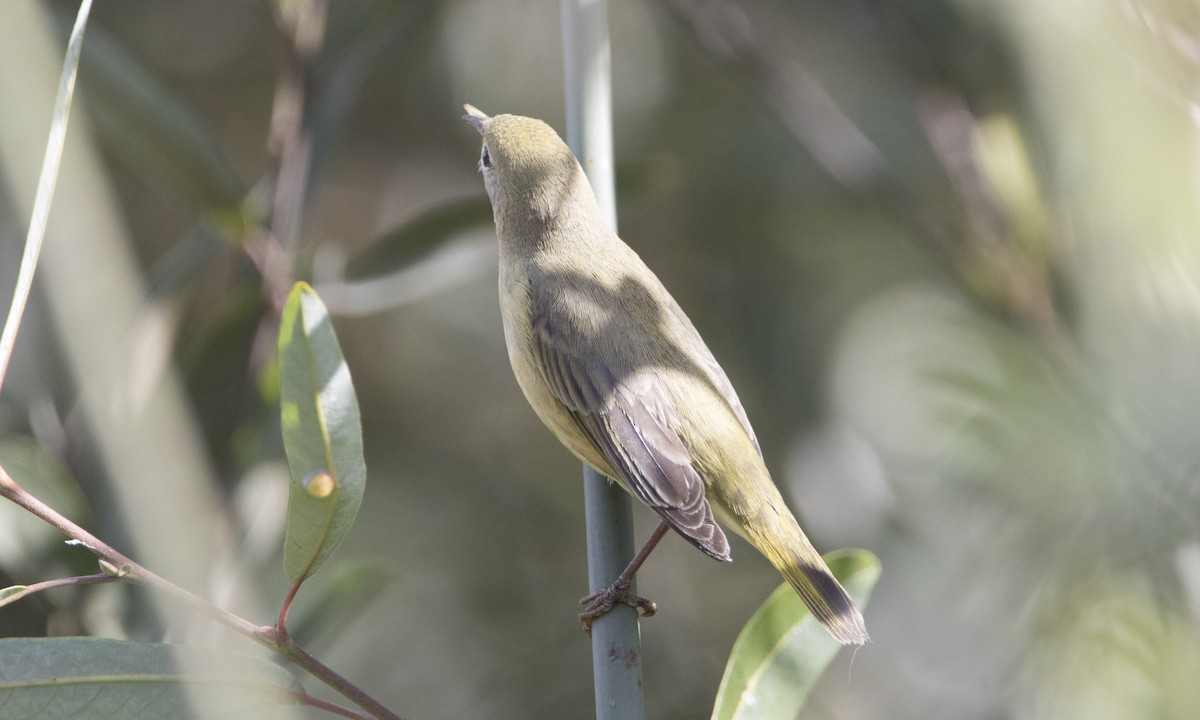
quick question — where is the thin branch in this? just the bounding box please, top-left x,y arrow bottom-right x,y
915,90 -> 1079,369
655,0 -> 969,296
295,691 -> 375,720
659,0 -> 884,190
280,640 -> 403,720
244,227 -> 294,312
0,573 -> 120,608
0,465 -> 403,720
0,465 -> 264,639
262,0 -> 329,306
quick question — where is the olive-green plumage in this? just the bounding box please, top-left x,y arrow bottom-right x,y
463,104 -> 868,645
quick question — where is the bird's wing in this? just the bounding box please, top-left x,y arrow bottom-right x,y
530,307 -> 731,561
660,297 -> 763,458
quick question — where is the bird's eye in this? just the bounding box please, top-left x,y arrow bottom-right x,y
481,145 -> 492,169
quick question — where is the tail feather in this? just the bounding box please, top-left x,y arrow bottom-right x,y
782,559 -> 869,645
748,516 -> 869,645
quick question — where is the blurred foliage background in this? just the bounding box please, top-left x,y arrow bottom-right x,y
1,0 -> 1199,718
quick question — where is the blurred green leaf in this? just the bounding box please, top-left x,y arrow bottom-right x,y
57,13 -> 247,223
287,559 -> 393,649
711,549 -> 881,720
144,222 -> 232,303
323,0 -> 436,59
614,155 -> 681,204
303,2 -> 439,203
181,285 -> 267,468
0,437 -> 88,572
279,283 -> 366,582
0,637 -> 301,719
343,155 -> 678,282
0,437 -> 85,517
345,197 -> 493,280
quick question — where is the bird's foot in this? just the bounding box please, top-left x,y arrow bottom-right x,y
578,579 -> 657,636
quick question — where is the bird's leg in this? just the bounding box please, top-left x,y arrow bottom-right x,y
578,520 -> 671,635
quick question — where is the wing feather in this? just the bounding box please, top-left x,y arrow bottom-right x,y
659,297 -> 763,458
530,305 -> 730,561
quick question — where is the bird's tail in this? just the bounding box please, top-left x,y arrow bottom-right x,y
747,515 -> 869,645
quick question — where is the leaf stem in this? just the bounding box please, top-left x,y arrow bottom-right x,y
277,575 -> 305,645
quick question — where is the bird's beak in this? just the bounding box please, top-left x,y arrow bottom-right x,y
463,103 -> 488,133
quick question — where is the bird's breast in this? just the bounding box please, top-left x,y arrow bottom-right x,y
498,257 -> 616,477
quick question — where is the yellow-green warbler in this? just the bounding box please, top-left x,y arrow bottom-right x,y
464,105 -> 867,645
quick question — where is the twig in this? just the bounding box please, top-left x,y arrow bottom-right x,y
0,465 -> 403,720
0,465 -> 264,639
261,0 -> 329,308
295,692 -> 375,720
279,640 -> 402,720
659,0 -> 883,190
0,572 -> 120,607
244,227 -> 294,312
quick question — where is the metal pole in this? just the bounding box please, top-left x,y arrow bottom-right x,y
561,1 -> 646,718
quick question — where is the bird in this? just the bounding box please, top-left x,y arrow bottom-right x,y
462,104 -> 868,645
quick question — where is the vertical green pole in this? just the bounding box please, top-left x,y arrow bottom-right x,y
561,2 -> 647,719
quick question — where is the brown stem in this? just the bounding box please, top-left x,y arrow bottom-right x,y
244,228 -> 293,313
263,0 -> 329,303
1,572 -> 120,606
276,575 -> 304,645
0,465 -> 403,720
295,691 -> 375,720
281,640 -> 404,720
0,466 -> 264,639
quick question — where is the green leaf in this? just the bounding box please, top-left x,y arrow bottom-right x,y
0,637 -> 302,719
179,285 -> 267,464
323,0 -> 435,59
55,12 -> 247,223
711,549 -> 881,720
144,223 -> 229,303
341,156 -> 678,284
614,155 -> 681,204
279,283 -> 366,582
344,197 -> 494,281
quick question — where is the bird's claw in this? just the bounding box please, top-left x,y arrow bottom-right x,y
578,579 -> 657,636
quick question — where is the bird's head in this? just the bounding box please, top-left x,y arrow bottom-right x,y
463,104 -> 591,231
